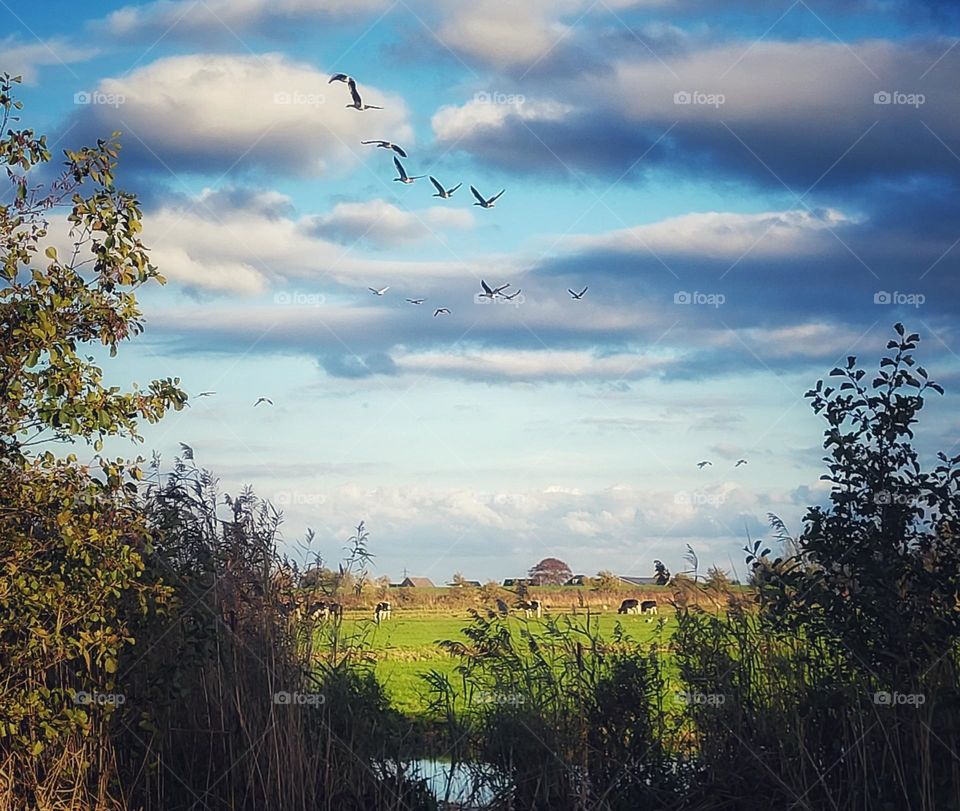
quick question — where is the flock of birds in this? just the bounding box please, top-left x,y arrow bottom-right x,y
327,71 -> 589,317
697,459 -> 748,469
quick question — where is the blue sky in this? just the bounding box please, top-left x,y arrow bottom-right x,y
5,0 -> 959,582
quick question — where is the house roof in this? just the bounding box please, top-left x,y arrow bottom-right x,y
400,576 -> 435,587
618,575 -> 659,586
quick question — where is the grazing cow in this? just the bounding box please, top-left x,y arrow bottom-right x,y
307,599 -> 329,621
374,601 -> 392,624
517,599 -> 543,618
328,602 -> 343,622
640,600 -> 658,618
618,598 -> 641,615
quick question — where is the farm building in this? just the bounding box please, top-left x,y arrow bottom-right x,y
448,580 -> 482,587
617,575 -> 659,587
502,578 -> 533,587
564,575 -> 590,586
399,576 -> 435,588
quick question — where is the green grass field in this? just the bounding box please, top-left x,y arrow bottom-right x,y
337,608 -> 678,715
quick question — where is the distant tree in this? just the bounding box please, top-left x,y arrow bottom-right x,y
704,566 -> 731,592
653,560 -> 671,585
451,571 -> 467,587
596,570 -> 621,591
528,557 -> 573,586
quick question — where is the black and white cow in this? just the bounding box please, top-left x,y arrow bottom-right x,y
374,601 -> 392,624
517,599 -> 543,618
640,599 -> 658,616
618,598 -> 640,615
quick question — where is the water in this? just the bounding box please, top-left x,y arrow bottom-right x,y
412,758 -> 498,809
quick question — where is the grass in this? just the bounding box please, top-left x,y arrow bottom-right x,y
338,608 -> 679,716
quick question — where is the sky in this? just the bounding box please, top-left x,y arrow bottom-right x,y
4,0 -> 959,583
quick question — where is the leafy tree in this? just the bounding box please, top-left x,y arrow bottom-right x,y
596,570 -> 621,591
528,557 -> 573,586
0,74 -> 184,803
752,324 -> 959,680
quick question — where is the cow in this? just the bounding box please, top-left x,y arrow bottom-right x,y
640,599 -> 658,618
374,601 -> 392,624
517,599 -> 543,618
618,598 -> 641,615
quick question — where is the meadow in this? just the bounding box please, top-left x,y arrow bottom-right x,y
340,607 -> 679,715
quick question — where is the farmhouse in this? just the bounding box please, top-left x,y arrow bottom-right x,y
399,576 -> 435,588
564,575 -> 590,586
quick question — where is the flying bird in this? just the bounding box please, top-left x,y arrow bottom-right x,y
735,459 -> 748,467
392,157 -> 424,184
254,397 -> 273,407
433,308 -> 451,317
471,186 -> 505,208
362,140 -> 407,158
429,176 -> 462,199
479,279 -> 510,299
406,298 -> 425,305
195,391 -> 216,397
697,460 -> 712,469
346,78 -> 382,110
368,286 -> 390,296
568,286 -> 588,300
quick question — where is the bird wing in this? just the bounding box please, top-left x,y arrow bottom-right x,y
448,182 -> 462,194
470,186 -> 485,204
348,79 -> 362,106
380,286 -> 390,294
393,156 -> 407,179
368,287 -> 378,293
429,176 -> 445,194
391,144 -> 407,158
568,289 -> 577,297
329,73 -> 349,83
579,286 -> 588,296
361,140 -> 382,145
364,104 -> 383,109
481,280 -> 493,295
490,189 -> 505,202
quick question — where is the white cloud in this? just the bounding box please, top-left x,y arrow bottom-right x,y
568,209 -> 854,260
307,199 -> 474,247
71,53 -> 411,177
0,36 -> 96,82
432,96 -> 573,143
103,0 -> 389,38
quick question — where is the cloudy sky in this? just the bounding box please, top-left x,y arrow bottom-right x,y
7,0 -> 959,582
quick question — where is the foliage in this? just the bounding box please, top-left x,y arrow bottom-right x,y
528,556 -> 573,586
